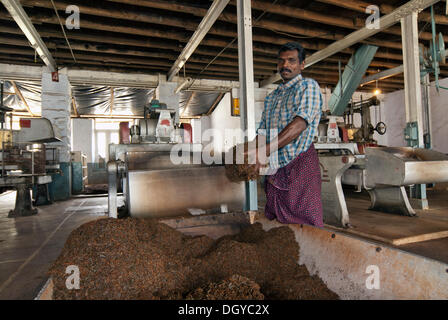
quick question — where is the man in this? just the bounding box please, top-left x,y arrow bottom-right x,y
251,42 -> 323,227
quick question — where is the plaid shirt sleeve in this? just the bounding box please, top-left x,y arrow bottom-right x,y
292,79 -> 322,125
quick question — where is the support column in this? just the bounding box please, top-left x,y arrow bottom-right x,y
155,75 -> 180,125
401,13 -> 428,209
237,0 -> 258,214
401,12 -> 425,147
41,67 -> 72,200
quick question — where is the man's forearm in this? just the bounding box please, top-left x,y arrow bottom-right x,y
267,116 -> 307,155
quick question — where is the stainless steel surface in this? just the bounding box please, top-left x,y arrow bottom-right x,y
341,168 -> 366,192
365,147 -> 448,187
107,160 -> 118,219
315,142 -> 359,155
109,143 -> 202,161
127,166 -> 244,218
368,186 -> 416,216
14,118 -> 60,143
319,154 -> 355,227
126,151 -> 207,171
136,119 -> 157,143
0,175 -> 51,186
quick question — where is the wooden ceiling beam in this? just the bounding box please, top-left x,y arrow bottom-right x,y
0,18 -> 405,62
316,0 -> 448,26
11,80 -> 35,116
17,1 -> 402,51
71,97 -> 78,117
241,0 -> 447,43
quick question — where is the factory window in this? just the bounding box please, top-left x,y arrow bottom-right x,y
93,120 -> 121,165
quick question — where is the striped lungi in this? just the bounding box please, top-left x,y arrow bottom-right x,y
264,144 -> 323,227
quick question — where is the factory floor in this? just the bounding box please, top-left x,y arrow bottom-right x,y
0,185 -> 447,300
0,191 -> 108,300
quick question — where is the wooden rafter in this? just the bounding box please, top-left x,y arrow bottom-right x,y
71,97 -> 79,117
180,91 -> 196,118
206,92 -> 225,116
110,87 -> 114,116
11,80 -> 35,116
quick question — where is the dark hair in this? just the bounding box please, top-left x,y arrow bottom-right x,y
278,42 -> 306,63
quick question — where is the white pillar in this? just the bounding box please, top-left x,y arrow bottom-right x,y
237,0 -> 257,212
401,12 -> 424,148
155,77 -> 180,125
401,13 -> 428,209
41,67 -> 72,162
41,67 -> 72,200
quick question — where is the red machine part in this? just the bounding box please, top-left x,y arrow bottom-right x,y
339,127 -> 349,142
119,122 -> 130,144
20,119 -> 31,128
357,142 -> 378,154
183,123 -> 192,143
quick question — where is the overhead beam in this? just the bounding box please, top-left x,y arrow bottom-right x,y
361,66 -> 405,85
317,0 -> 448,26
206,92 -> 225,116
361,47 -> 448,85
261,0 -> 441,87
167,0 -> 230,81
71,97 -> 79,117
0,0 -> 56,71
180,91 -> 197,118
20,0 -> 403,52
110,87 -> 114,116
0,63 -> 247,91
11,80 -> 35,116
0,25 -> 407,64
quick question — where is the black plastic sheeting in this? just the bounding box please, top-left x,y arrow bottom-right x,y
2,81 -> 223,117
71,86 -> 156,116
179,91 -> 222,117
2,81 -> 42,115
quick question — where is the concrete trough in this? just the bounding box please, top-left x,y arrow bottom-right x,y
36,212 -> 448,300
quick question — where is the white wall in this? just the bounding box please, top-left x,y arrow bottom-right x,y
207,89 -> 270,153
191,116 -> 211,144
427,78 -> 448,153
72,118 -> 94,162
209,93 -> 241,153
380,77 -> 448,153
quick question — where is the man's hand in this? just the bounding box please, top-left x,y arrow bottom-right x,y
243,139 -> 270,173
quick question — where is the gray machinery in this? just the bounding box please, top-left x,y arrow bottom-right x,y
317,41 -> 448,228
316,108 -> 448,228
108,100 -> 245,219
0,116 -> 60,217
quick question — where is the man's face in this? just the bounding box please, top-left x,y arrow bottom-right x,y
277,49 -> 305,82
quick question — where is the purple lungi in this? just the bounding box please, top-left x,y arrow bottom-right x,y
264,144 -> 323,227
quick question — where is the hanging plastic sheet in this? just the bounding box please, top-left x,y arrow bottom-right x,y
179,91 -> 223,117
3,80 -> 41,115
2,81 -> 222,117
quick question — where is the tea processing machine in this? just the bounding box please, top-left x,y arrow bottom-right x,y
107,100 -> 245,219
0,116 -> 60,217
316,103 -> 448,228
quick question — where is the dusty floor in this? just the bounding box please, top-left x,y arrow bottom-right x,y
0,192 -> 110,300
48,218 -> 338,300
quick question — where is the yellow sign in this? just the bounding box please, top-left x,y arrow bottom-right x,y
232,98 -> 240,116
